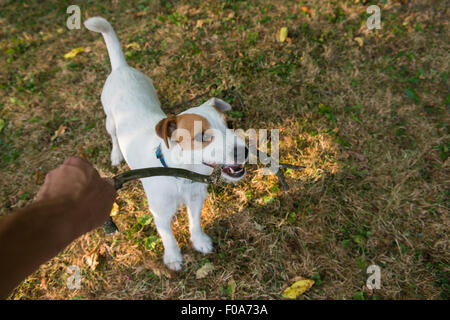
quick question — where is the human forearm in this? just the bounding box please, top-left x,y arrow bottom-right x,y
0,198 -> 78,299
0,156 -> 116,299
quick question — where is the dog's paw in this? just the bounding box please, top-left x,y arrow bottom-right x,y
110,150 -> 124,167
192,232 -> 213,254
163,250 -> 183,271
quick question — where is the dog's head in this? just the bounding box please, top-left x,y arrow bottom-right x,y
155,98 -> 248,182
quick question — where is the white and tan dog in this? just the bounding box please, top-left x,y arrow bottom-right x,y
84,17 -> 248,270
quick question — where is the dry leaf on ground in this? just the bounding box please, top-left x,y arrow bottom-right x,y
110,202 -> 119,217
50,125 -> 66,141
196,262 -> 214,279
228,279 -> 236,300
126,42 -> 141,50
63,47 -> 84,59
279,27 -> 288,42
282,279 -> 315,299
300,6 -> 313,15
354,37 -> 364,47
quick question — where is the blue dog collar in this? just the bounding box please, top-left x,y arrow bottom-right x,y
155,144 -> 168,168
155,144 -> 195,183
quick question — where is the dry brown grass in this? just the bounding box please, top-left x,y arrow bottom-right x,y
0,0 -> 448,299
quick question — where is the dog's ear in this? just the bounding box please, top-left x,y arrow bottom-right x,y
155,116 -> 177,148
212,98 -> 232,112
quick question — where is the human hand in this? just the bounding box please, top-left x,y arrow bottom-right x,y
35,156 -> 117,236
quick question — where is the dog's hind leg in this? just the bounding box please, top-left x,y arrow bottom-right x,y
185,185 -> 213,254
105,116 -> 123,166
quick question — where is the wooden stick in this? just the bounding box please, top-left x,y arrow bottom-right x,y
103,153 -> 304,233
103,166 -> 222,234
252,149 -> 305,191
113,166 -> 222,189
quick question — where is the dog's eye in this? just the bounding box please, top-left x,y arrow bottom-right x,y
203,133 -> 211,141
226,120 -> 233,129
194,132 -> 211,142
194,133 -> 203,142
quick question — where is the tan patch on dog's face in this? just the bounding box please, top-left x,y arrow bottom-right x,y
175,114 -> 212,150
156,114 -> 212,150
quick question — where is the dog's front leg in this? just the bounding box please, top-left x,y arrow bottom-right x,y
185,185 -> 213,254
153,213 -> 184,271
145,190 -> 183,271
144,181 -> 183,270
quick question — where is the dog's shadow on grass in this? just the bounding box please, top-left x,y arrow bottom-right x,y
179,169 -> 338,275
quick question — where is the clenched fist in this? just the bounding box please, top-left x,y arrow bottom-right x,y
35,156 -> 117,236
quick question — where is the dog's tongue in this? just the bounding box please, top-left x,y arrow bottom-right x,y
222,164 -> 245,178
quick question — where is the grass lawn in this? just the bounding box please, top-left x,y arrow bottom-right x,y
0,0 -> 448,299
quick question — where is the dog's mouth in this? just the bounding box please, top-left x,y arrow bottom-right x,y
222,164 -> 245,179
203,162 -> 245,179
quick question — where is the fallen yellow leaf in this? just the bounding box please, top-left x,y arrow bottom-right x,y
196,262 -> 214,279
110,202 -> 119,217
64,47 -> 84,59
50,125 -> 66,141
196,20 -> 204,28
354,37 -> 364,47
300,6 -> 313,14
228,279 -> 236,300
282,279 -> 314,299
279,27 -> 288,42
135,11 -> 146,17
196,18 -> 213,28
85,253 -> 98,270
126,42 -> 141,50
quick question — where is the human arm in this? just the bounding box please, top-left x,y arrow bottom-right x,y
0,156 -> 116,299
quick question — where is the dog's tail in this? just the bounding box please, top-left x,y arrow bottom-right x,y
84,17 -> 127,71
